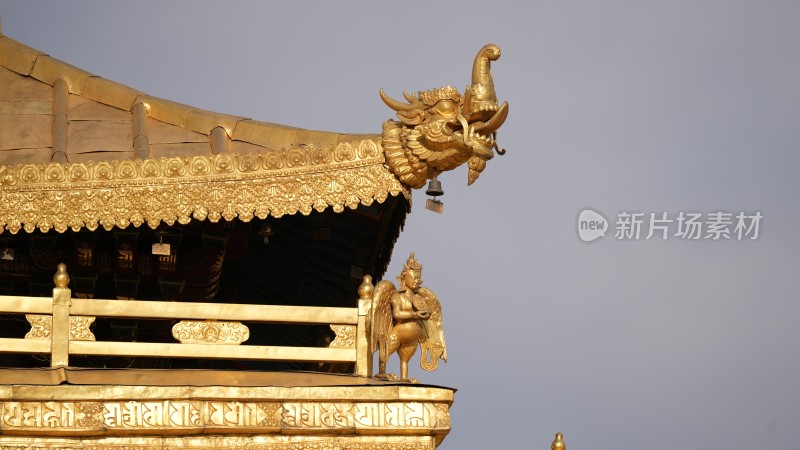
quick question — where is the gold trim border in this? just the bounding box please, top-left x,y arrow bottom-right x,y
0,140 -> 409,234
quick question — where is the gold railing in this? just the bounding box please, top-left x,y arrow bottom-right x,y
0,264 -> 373,377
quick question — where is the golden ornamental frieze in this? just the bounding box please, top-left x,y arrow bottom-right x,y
0,400 -> 449,435
0,140 -> 409,234
0,437 -> 435,450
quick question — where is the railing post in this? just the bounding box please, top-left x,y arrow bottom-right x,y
354,275 -> 374,377
51,263 -> 71,367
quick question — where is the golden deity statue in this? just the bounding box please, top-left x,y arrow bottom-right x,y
367,253 -> 447,382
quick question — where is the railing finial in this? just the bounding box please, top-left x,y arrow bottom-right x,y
53,263 -> 70,289
358,275 -> 374,301
551,432 -> 566,450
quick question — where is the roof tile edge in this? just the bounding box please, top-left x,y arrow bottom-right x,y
0,34 -> 371,144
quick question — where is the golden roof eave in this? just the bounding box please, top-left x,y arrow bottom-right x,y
0,34 -> 409,233
0,143 -> 409,234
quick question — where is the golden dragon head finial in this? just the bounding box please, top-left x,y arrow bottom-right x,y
380,44 -> 509,189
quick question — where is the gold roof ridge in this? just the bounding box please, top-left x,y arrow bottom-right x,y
0,33 -> 372,144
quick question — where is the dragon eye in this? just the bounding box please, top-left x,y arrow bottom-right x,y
432,100 -> 457,116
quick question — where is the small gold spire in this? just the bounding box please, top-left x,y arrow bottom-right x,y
53,263 -> 70,289
551,432 -> 566,450
358,275 -> 374,300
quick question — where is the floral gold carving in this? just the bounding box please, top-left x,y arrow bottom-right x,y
69,317 -> 96,341
24,314 -> 51,339
24,315 -> 96,341
171,320 -> 249,345
0,141 -> 408,234
433,404 -> 450,428
328,325 -> 356,349
75,403 -> 104,428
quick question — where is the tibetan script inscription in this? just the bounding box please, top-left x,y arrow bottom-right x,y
353,402 -> 437,428
0,401 -> 443,434
282,402 -> 439,429
0,439 -> 435,450
206,401 -> 280,428
102,401 -> 203,428
0,401 -> 282,432
1,402 -> 77,429
281,403 -> 354,428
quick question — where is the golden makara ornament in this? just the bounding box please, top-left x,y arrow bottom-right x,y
380,44 -> 509,188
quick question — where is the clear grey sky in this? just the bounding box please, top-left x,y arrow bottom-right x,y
2,2 -> 799,449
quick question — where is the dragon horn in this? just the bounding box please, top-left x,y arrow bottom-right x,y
472,44 -> 501,89
380,88 -> 416,111
403,90 -> 418,102
469,44 -> 501,111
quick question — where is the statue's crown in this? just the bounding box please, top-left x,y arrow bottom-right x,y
403,252 -> 423,272
419,86 -> 461,106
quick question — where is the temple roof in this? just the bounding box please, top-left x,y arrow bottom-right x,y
0,30 -> 408,234
0,30 -> 411,340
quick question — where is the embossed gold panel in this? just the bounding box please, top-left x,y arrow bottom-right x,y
328,325 -> 356,349
24,314 -> 96,341
172,320 -> 249,345
0,141 -> 408,234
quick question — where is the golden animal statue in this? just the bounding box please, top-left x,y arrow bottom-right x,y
365,253 -> 447,382
380,44 -> 509,188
